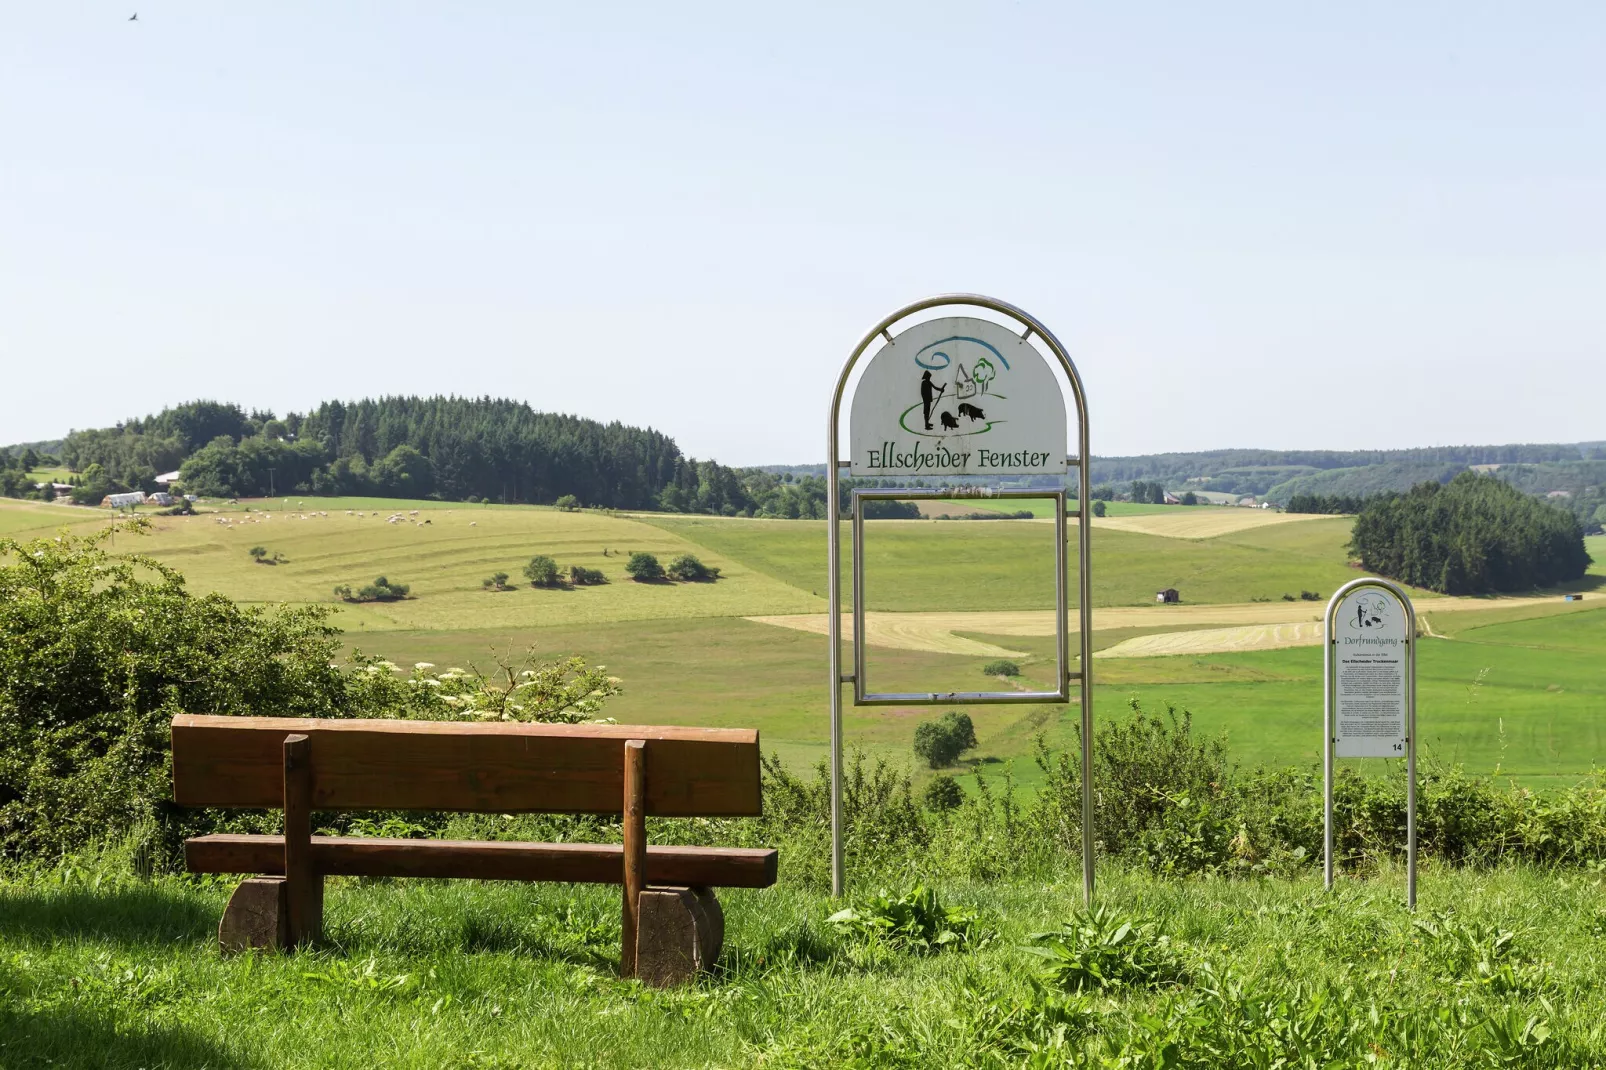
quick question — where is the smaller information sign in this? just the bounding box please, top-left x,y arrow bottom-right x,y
1331,586 -> 1409,758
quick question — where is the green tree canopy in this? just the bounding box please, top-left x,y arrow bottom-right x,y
1350,473 -> 1591,594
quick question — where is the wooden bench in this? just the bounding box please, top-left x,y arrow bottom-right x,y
170,714 -> 777,985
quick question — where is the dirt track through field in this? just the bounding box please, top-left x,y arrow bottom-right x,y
745,595 -> 1569,658
1088,511 -> 1330,538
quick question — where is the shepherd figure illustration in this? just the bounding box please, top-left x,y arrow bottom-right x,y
919,370 -> 945,430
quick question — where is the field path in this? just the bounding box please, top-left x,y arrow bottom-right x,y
1087,511 -> 1330,539
746,595 -> 1571,657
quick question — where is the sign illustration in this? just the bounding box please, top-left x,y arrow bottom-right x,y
848,317 -> 1068,477
1331,585 -> 1408,758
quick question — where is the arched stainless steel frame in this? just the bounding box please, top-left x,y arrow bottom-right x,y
1323,576 -> 1417,909
827,294 -> 1094,902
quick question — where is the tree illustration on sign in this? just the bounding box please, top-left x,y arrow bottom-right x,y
972,357 -> 996,394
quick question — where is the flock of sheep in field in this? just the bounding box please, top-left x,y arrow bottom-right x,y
200,506 -> 458,529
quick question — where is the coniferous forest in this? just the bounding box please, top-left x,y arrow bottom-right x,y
32,397 -> 835,516
1349,473 -> 1591,594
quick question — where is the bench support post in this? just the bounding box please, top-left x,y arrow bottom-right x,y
621,738 -> 646,977
635,885 -> 723,986
283,733 -> 323,948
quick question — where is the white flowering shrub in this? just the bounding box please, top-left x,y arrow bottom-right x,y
343,649 -> 622,723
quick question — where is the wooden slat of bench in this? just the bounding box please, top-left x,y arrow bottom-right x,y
186,834 -> 779,888
171,715 -> 761,817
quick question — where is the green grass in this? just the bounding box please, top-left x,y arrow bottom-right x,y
353,605 -> 1606,793
640,515 -> 1369,609
4,860 -> 1606,1067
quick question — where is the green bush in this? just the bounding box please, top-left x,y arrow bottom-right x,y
861,499 -> 921,520
567,565 -> 606,585
1092,500 -> 1107,517
624,552 -> 664,581
982,660 -> 1019,677
554,494 -> 580,511
347,576 -> 409,602
0,526 -> 348,863
665,553 -> 719,582
924,774 -> 964,812
482,571 -> 511,591
0,528 -> 624,866
913,711 -> 978,768
523,555 -> 561,587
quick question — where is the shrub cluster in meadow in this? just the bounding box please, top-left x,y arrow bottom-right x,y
333,576 -> 410,602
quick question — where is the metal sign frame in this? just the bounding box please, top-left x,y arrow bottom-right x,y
1323,576 -> 1418,909
827,294 -> 1093,902
851,487 -> 1070,705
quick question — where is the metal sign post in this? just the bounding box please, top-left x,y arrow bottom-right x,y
826,294 -> 1093,902
1323,577 -> 1418,909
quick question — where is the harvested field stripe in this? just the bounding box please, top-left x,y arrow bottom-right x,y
1095,620 -> 1327,658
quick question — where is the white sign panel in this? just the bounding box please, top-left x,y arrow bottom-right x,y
848,317 -> 1068,477
1332,586 -> 1409,758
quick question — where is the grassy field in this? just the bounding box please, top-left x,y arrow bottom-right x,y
641,513 -> 1371,609
3,496 -> 1599,784
4,859 -> 1605,1068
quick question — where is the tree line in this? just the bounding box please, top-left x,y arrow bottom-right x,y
1350,473 -> 1591,594
1284,493 -> 1368,515
12,398 -> 919,519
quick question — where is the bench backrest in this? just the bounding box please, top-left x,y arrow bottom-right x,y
171,715 -> 761,817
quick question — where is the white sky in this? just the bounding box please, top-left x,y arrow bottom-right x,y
2,3 -> 1603,463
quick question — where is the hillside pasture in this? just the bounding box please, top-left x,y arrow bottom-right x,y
643,514 -> 1370,609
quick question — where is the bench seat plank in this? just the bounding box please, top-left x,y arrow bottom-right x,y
186,834 -> 779,888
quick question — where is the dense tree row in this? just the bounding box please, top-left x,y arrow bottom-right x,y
1284,493 -> 1368,515
20,399 -> 848,518
47,398 -> 688,509
1349,473 -> 1591,594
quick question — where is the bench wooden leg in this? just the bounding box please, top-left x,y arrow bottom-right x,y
635,886 -> 723,986
283,733 -> 323,948
219,877 -> 288,953
621,738 -> 646,977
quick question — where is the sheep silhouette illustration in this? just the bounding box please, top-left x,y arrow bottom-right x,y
957,402 -> 985,422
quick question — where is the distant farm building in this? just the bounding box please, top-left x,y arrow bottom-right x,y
1156,588 -> 1180,604
149,491 -> 174,506
102,491 -> 146,508
1163,492 -> 1181,505
155,470 -> 182,485
1237,496 -> 1257,507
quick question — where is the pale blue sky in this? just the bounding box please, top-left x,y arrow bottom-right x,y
3,3 -> 1602,463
